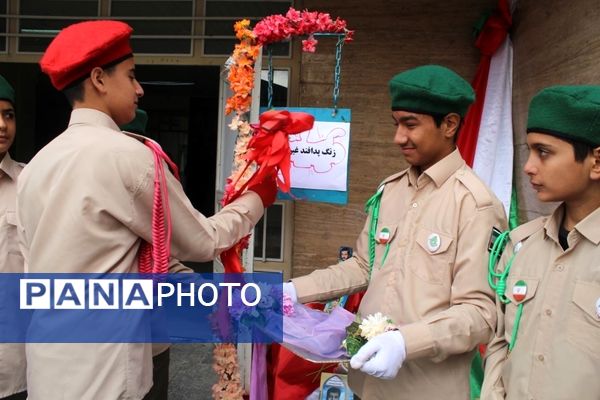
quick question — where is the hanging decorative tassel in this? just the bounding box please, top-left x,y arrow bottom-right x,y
138,138 -> 180,275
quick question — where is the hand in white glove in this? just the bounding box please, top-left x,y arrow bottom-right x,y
283,282 -> 298,303
350,330 -> 406,379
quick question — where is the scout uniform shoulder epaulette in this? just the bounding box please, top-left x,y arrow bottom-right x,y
122,130 -> 149,144
508,216 -> 546,247
456,169 -> 493,209
489,216 -> 546,262
379,168 -> 409,187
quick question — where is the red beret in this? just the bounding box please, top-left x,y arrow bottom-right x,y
40,20 -> 133,91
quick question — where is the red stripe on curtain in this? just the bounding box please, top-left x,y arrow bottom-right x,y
457,0 -> 512,167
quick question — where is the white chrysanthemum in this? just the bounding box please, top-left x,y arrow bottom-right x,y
228,114 -> 241,130
359,312 -> 393,340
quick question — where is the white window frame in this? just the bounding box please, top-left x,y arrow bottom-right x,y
254,201 -> 286,263
0,0 -> 9,54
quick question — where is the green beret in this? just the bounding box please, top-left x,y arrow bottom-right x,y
527,85 -> 600,146
0,74 -> 15,105
120,109 -> 148,134
389,65 -> 475,117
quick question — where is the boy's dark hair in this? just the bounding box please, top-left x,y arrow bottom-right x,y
63,83 -> 85,105
562,137 -> 595,162
327,387 -> 341,395
430,112 -> 463,142
63,64 -> 118,106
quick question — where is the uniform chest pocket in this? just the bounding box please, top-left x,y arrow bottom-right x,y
567,280 -> 600,358
1,211 -> 20,255
410,227 -> 454,284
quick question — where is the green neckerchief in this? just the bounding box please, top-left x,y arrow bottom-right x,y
488,230 -> 522,351
364,185 -> 391,279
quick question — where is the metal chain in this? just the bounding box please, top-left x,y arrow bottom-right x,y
267,46 -> 274,109
265,34 -> 345,113
332,34 -> 345,116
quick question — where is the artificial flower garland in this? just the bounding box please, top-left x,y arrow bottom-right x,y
223,8 -> 353,203
213,8 -> 353,399
212,343 -> 245,399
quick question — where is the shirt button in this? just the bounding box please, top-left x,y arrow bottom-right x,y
556,264 -> 564,271
537,354 -> 545,362
545,309 -> 552,316
412,202 -> 418,208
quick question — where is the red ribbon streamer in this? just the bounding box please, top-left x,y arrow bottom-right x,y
220,110 -> 315,273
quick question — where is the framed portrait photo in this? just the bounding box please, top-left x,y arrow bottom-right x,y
320,372 -> 354,400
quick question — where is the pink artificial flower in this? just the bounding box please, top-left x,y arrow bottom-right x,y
317,13 -> 332,31
332,18 -> 347,32
253,23 -> 270,41
282,293 -> 295,316
255,14 -> 293,44
285,7 -> 302,23
302,36 -> 318,53
253,8 -> 352,48
302,10 -> 319,23
300,10 -> 318,32
344,30 -> 355,42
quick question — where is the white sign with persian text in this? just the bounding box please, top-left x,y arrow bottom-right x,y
289,120 -> 350,191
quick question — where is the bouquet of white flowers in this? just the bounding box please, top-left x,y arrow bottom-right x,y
342,312 -> 395,356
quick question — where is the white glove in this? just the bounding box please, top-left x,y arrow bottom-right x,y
350,330 -> 406,379
283,282 -> 298,303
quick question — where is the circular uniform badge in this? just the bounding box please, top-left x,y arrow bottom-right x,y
513,242 -> 523,254
427,233 -> 441,252
513,280 -> 527,302
378,228 -> 391,244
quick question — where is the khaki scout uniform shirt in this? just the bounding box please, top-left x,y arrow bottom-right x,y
482,205 -> 600,400
16,109 -> 264,400
293,149 -> 507,400
0,153 -> 26,397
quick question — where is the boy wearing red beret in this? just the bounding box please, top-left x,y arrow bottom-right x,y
17,20 -> 276,400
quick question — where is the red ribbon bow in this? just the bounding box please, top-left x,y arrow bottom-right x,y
246,109 -> 315,193
224,110 -> 315,206
220,110 -> 314,273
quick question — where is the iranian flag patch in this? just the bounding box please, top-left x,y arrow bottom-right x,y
512,280 -> 527,302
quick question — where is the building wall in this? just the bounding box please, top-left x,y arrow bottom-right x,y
292,0 -> 496,276
511,0 -> 600,221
